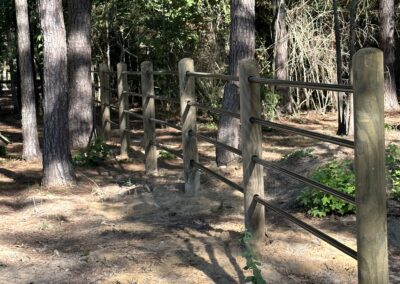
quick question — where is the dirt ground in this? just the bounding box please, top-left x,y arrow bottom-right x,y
0,99 -> 400,283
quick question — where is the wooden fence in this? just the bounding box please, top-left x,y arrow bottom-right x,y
93,48 -> 388,284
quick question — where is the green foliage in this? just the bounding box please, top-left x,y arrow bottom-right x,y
158,149 -> 176,160
0,146 -> 7,157
241,231 -> 266,284
298,160 -> 356,217
282,148 -> 313,161
386,143 -> 400,201
73,137 -> 110,166
260,89 -> 280,121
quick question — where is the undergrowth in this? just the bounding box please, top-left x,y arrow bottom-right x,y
282,148 -> 313,161
241,231 -> 266,284
298,160 -> 356,217
0,146 -> 6,157
158,149 -> 176,160
299,143 -> 400,217
73,137 -> 110,166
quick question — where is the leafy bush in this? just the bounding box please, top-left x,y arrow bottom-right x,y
0,146 -> 6,157
282,148 -> 313,161
158,149 -> 176,160
242,231 -> 266,284
298,160 -> 356,217
73,137 -> 110,166
386,143 -> 400,201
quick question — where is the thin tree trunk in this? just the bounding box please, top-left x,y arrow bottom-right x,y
15,0 -> 41,160
68,0 -> 93,149
333,0 -> 347,135
39,0 -> 76,187
274,0 -> 291,114
216,0 -> 255,166
380,0 -> 400,111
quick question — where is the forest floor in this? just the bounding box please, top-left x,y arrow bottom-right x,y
0,101 -> 400,283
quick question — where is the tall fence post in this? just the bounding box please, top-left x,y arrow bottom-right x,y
141,61 -> 157,174
239,59 -> 265,242
179,58 -> 200,195
353,48 -> 388,284
117,63 -> 130,158
99,62 -> 111,140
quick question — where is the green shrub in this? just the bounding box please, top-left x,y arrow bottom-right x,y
241,231 -> 266,284
261,89 -> 279,121
0,146 -> 6,157
158,149 -> 176,160
298,160 -> 356,217
73,137 -> 110,166
386,143 -> 400,201
282,148 -> 313,161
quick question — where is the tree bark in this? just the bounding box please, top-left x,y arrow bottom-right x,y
274,0 -> 291,114
15,0 -> 42,161
39,0 -> 76,187
380,0 -> 400,111
216,0 -> 255,166
67,0 -> 93,149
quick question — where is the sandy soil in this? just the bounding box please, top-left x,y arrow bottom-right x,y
0,99 -> 399,283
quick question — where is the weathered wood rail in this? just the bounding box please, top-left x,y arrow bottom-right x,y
93,48 -> 388,283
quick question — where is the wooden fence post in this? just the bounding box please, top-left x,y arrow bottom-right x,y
117,63 -> 130,158
353,48 -> 388,284
141,61 -> 157,174
179,58 -> 200,195
99,62 -> 111,140
239,59 -> 265,242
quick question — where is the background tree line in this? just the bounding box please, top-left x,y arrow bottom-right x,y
0,0 -> 399,186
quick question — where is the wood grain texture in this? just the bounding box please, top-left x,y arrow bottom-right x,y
239,59 -> 265,241
353,48 -> 388,284
117,63 -> 130,158
179,58 -> 200,195
141,61 -> 157,174
99,63 -> 110,140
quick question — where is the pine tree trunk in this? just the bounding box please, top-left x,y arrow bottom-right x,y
68,0 -> 93,149
39,0 -> 76,187
380,0 -> 400,111
274,0 -> 291,114
15,0 -> 42,161
216,0 -> 255,166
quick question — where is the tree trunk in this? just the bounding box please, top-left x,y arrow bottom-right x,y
15,0 -> 42,161
67,0 -> 93,149
216,0 -> 255,166
274,0 -> 291,114
379,0 -> 400,111
39,0 -> 76,187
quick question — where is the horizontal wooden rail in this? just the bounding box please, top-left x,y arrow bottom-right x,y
253,195 -> 357,260
248,77 -> 354,93
123,70 -> 178,76
149,117 -> 182,131
148,95 -> 180,104
186,71 -> 239,82
188,102 -> 241,119
251,117 -> 355,149
103,87 -> 118,93
124,110 -> 144,120
191,160 -> 244,193
252,156 -> 356,204
190,131 -> 242,156
153,143 -> 183,159
124,91 -> 143,98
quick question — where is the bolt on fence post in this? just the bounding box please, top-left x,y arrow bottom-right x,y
353,48 -> 388,284
179,58 -> 200,195
117,63 -> 130,158
239,59 -> 265,242
141,61 -> 158,174
99,62 -> 111,140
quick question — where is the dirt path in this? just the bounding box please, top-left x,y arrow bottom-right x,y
0,110 -> 399,283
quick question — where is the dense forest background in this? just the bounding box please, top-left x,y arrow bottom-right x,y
1,0 -> 399,116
